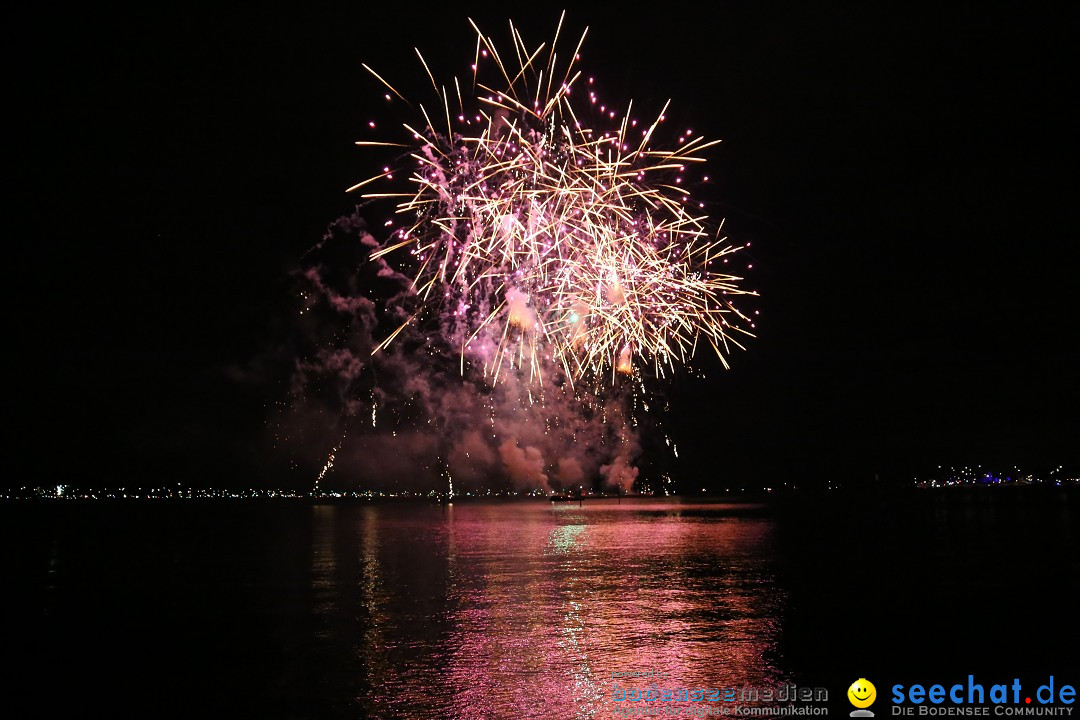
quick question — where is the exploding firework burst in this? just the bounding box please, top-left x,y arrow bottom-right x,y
352,13 -> 756,386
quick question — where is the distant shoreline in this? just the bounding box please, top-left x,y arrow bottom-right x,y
2,484 -> 1076,503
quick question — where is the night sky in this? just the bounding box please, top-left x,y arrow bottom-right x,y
11,3 -> 1076,489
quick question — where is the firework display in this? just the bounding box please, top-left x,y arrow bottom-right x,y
353,14 -> 756,386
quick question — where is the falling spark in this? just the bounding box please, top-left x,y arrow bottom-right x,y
315,431 -> 345,491
354,13 -> 756,387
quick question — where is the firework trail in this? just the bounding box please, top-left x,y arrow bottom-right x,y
354,13 -> 756,387
274,14 -> 756,494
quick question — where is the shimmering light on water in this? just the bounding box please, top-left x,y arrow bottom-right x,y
317,500 -> 784,718
5,492 -> 1077,719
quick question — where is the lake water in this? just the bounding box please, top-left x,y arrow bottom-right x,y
4,493 -> 1077,718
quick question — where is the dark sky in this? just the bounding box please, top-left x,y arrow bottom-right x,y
10,2 -> 1077,489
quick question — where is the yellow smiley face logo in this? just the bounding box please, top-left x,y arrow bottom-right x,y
848,679 -> 876,708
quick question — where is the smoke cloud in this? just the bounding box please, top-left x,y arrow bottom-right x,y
262,210 -> 649,493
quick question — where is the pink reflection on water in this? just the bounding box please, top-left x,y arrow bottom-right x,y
358,501 -> 784,719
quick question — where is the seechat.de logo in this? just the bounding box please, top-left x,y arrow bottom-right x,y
849,678 -> 878,717
891,675 -> 1076,715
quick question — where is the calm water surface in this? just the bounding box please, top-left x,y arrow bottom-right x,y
4,494 -> 1077,718
330,501 -> 784,718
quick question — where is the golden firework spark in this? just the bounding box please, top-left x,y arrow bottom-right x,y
355,13 -> 756,384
